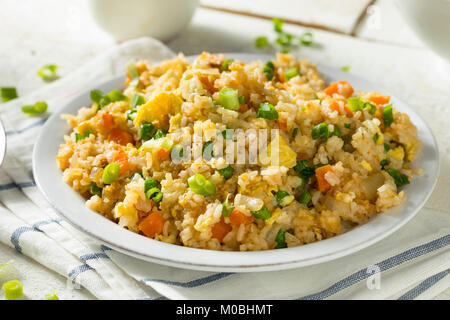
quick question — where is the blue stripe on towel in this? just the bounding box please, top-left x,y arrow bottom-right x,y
100,244 -> 113,251
298,234 -> 450,300
398,268 -> 450,300
68,264 -> 94,280
141,272 -> 233,288
32,218 -> 62,231
5,118 -> 47,136
0,181 -> 36,191
80,252 -> 109,262
10,219 -> 63,253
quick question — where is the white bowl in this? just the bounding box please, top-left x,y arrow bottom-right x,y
88,0 -> 198,41
33,53 -> 439,272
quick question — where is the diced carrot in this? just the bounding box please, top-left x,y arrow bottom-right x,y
370,95 -> 390,106
329,101 -> 341,113
229,209 -> 254,227
279,72 -> 285,83
108,128 -> 134,145
211,219 -> 232,243
344,105 -> 353,116
114,150 -> 129,176
324,81 -> 353,98
138,210 -> 149,219
157,148 -> 170,161
138,211 -> 165,238
199,76 -> 216,93
277,119 -> 287,131
102,113 -> 114,127
315,164 -> 334,192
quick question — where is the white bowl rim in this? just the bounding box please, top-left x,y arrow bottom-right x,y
32,53 -> 440,272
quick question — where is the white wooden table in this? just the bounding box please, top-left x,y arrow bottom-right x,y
0,0 -> 448,300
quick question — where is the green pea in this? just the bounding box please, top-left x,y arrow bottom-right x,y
102,163 -> 120,184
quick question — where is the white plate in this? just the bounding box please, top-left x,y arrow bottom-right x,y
33,53 -> 439,272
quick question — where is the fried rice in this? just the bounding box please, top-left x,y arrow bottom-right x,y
57,52 -> 422,251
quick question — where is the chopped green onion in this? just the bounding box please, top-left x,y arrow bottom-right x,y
251,205 -> 272,220
127,63 -> 140,88
341,65 -> 350,72
202,141 -> 214,161
257,103 -> 278,120
37,64 -> 59,81
126,109 -> 137,121
255,36 -> 269,48
294,160 -> 315,181
144,178 -> 158,193
221,59 -> 234,71
146,187 -> 163,202
292,128 -> 299,139
107,89 -> 127,102
90,89 -> 111,111
153,129 -> 166,139
2,280 -> 23,300
384,143 -> 391,151
217,165 -> 234,180
383,104 -> 394,127
1,87 -> 18,102
75,129 -> 93,142
263,61 -> 275,81
171,144 -> 185,160
300,32 -> 314,46
373,133 -> 379,143
284,67 -> 300,81
365,102 -> 377,115
298,190 -> 312,205
188,173 -> 216,196
131,93 -> 145,108
140,123 -> 156,141
219,88 -> 240,111
311,122 -> 330,139
380,159 -> 388,167
239,96 -> 245,104
386,169 -> 410,188
281,48 -> 290,54
275,190 -> 294,207
344,123 -> 351,129
347,97 -> 364,112
272,18 -> 284,33
275,230 -> 287,248
212,99 -> 218,106
102,163 -> 120,184
331,126 -> 341,138
221,129 -> 233,140
222,195 -> 234,217
276,32 -> 293,46
21,101 -> 48,116
44,291 -> 59,300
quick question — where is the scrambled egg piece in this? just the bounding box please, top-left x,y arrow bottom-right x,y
259,134 -> 297,168
134,92 -> 182,128
388,147 -> 405,161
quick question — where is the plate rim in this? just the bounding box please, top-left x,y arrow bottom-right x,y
32,53 -> 440,272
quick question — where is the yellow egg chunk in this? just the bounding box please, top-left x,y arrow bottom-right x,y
134,91 -> 182,128
259,134 -> 297,168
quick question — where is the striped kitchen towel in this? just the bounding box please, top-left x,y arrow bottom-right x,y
0,37 -> 448,300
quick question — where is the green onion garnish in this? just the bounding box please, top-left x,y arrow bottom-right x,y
382,104 -> 394,127
284,67 -> 300,81
292,127 -> 298,139
365,102 -> 377,115
171,144 -> 184,160
373,133 -> 379,143
188,173 -> 216,196
276,32 -> 293,47
239,96 -> 245,104
380,159 -> 388,167
212,99 -> 219,106
384,143 -> 391,151
217,165 -> 234,180
127,63 -> 140,88
75,129 -> 93,142
144,179 -> 158,193
221,59 -> 234,71
90,182 -> 102,197
126,109 -> 137,121
311,122 -> 330,139
44,291 -> 59,300
21,101 -> 48,116
263,61 -> 275,81
202,141 -> 214,161
153,129 -> 166,139
251,205 -> 272,219
386,169 -> 410,188
90,89 -> 111,111
131,93 -> 145,108
344,123 -> 351,129
107,89 -> 127,102
37,64 -> 59,81
2,280 -> 23,300
222,196 -> 234,217
294,160 -> 315,182
341,65 -> 350,72
281,48 -> 290,53
257,103 -> 278,120
140,123 -> 156,141
219,88 -> 240,111
331,126 -> 341,138
275,191 -> 294,207
146,187 -> 163,202
255,36 -> 269,48
275,230 -> 287,248
1,87 -> 18,102
300,32 -> 314,46
298,190 -> 312,205
272,18 -> 284,33
347,97 -> 364,112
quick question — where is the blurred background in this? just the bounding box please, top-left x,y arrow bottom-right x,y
1,0 -> 449,97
